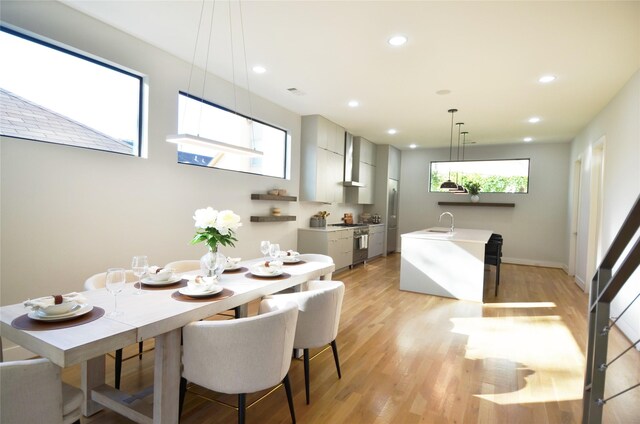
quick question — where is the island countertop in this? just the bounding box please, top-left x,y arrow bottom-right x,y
401,227 -> 492,244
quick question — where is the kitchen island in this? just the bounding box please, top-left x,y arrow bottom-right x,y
400,227 -> 493,302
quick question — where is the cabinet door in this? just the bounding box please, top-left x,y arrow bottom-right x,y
328,151 -> 344,203
360,138 -> 377,165
389,146 -> 401,180
330,125 -> 345,155
359,162 -> 375,204
368,231 -> 384,258
316,116 -> 330,150
315,148 -> 329,202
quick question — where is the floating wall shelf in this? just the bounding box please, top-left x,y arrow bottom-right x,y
251,194 -> 297,201
438,202 -> 515,208
250,216 -> 297,222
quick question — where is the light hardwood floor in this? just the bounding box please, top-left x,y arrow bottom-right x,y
63,254 -> 640,423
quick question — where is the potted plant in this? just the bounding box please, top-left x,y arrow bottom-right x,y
466,181 -> 481,203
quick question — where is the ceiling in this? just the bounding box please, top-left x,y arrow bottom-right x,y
61,0 -> 640,150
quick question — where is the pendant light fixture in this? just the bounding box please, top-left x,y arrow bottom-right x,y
440,108 -> 459,190
166,0 -> 263,157
452,122 -> 468,193
461,131 -> 468,161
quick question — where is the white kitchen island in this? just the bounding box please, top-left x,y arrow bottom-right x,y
400,227 -> 493,302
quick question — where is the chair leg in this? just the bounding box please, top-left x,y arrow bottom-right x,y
331,340 -> 342,379
495,262 -> 501,296
114,348 -> 123,390
238,394 -> 246,424
138,341 -> 144,359
179,377 -> 187,421
303,348 -> 310,405
234,306 -> 241,319
283,373 -> 296,424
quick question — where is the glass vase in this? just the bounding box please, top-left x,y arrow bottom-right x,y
200,244 -> 226,278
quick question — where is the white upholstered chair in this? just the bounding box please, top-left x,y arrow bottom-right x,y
1,358 -> 83,424
298,254 -> 334,280
84,270 -> 145,389
180,299 -> 299,424
263,280 -> 345,404
164,259 -> 200,273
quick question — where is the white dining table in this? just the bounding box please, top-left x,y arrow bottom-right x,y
0,257 -> 335,424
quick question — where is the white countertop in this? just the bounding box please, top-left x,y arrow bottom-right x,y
299,223 -> 384,232
401,227 -> 492,243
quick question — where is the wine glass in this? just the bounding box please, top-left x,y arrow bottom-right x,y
268,243 -> 281,261
260,240 -> 271,258
105,268 -> 126,317
131,255 -> 148,295
200,250 -> 226,280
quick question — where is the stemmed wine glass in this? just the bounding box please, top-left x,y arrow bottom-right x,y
268,243 -> 281,262
131,255 -> 148,295
260,241 -> 271,258
105,268 -> 126,317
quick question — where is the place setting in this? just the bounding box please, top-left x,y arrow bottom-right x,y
222,256 -> 247,274
13,292 -> 104,330
172,275 -> 234,302
140,266 -> 187,290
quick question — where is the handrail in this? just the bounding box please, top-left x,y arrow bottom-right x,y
583,193 -> 640,424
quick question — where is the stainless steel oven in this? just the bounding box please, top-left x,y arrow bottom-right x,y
352,225 -> 369,266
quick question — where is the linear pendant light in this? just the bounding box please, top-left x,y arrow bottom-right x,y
440,108 -> 459,189
166,0 -> 263,158
452,122 -> 468,193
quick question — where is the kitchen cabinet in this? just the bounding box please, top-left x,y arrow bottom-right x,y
389,145 -> 401,180
298,228 -> 353,270
346,136 -> 376,204
301,115 -> 345,203
368,224 -> 385,259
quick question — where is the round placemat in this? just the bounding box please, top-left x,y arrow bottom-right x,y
223,267 -> 248,274
141,279 -> 188,290
171,288 -> 235,303
244,272 -> 291,280
12,307 -> 106,331
283,260 -> 306,266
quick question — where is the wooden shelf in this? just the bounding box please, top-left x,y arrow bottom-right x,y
438,202 -> 515,208
251,194 -> 297,201
250,216 -> 297,222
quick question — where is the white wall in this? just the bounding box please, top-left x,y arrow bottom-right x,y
399,142 -> 571,268
0,1 -> 309,308
569,70 -> 640,346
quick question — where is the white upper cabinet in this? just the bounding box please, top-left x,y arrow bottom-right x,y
346,136 -> 376,204
389,145 -> 401,180
300,115 -> 345,203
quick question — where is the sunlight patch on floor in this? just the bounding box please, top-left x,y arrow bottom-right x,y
450,315 -> 585,405
483,302 -> 557,309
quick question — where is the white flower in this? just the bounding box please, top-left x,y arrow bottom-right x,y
215,210 -> 242,235
193,207 -> 218,229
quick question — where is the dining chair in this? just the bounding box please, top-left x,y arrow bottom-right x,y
180,299 -> 299,424
262,280 -> 345,404
298,254 -> 334,280
164,259 -> 200,273
1,357 -> 83,424
84,270 -> 147,389
485,233 -> 504,296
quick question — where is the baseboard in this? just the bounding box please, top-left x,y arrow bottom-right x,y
502,257 -> 566,269
574,275 -> 586,291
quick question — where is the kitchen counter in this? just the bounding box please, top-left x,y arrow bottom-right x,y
400,227 -> 492,302
300,223 -> 384,232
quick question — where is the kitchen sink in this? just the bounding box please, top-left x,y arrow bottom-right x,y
427,229 -> 451,233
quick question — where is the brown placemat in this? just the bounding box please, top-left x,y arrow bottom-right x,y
141,279 -> 188,290
223,267 -> 248,274
283,260 -> 306,266
11,307 -> 106,331
171,288 -> 235,303
244,272 -> 291,280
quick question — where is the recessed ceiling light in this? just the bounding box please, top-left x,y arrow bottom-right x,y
436,89 -> 451,95
523,137 -> 533,142
252,65 -> 266,74
348,100 -> 359,108
528,116 -> 541,124
409,144 -> 417,149
387,129 -> 397,135
388,35 -> 408,46
538,75 -> 556,83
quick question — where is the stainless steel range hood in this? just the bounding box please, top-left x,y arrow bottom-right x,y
343,132 -> 364,187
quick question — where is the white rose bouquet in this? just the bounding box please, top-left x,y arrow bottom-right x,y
191,207 -> 242,250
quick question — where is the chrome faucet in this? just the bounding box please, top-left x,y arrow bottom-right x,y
439,212 -> 455,233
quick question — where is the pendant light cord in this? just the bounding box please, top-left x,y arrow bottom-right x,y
238,0 -> 256,147
181,0 -> 207,135
198,0 -> 217,137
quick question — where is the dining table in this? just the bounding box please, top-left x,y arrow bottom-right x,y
0,257 -> 335,424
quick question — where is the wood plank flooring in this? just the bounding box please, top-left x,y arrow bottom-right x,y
63,254 -> 640,423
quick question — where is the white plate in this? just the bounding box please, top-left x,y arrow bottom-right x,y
250,268 -> 283,277
282,256 -> 301,263
141,275 -> 182,286
225,264 -> 242,271
37,303 -> 82,318
29,304 -> 93,322
178,285 -> 223,298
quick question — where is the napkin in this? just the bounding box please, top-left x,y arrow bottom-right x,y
254,260 -> 283,274
24,292 -> 87,310
148,266 -> 164,274
281,250 -> 300,258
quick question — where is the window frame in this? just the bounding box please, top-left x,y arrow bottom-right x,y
429,158 -> 531,194
0,25 -> 144,157
177,91 -> 289,179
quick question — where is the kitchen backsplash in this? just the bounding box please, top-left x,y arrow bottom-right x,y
298,202 -> 364,226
